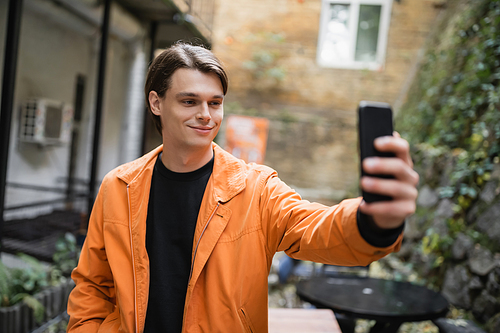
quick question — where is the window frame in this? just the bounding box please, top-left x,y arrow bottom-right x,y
317,0 -> 393,70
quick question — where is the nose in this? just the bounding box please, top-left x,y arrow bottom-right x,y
197,102 -> 211,121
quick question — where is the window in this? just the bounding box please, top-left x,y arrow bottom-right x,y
317,0 -> 393,70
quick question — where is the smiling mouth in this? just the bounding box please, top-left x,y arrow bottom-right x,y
189,126 -> 214,134
193,126 -> 212,129
189,126 -> 213,130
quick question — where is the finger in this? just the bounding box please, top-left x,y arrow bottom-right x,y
374,136 -> 413,167
362,158 -> 419,185
361,176 -> 418,200
359,200 -> 416,228
360,199 -> 416,218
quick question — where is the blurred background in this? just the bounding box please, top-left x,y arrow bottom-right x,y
0,0 -> 499,332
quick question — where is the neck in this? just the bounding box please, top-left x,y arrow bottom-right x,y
161,143 -> 214,173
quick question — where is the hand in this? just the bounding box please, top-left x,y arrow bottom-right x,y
359,132 -> 419,229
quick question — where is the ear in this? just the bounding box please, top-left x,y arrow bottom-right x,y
149,91 -> 161,116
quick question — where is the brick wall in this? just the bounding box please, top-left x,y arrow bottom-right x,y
211,0 -> 442,203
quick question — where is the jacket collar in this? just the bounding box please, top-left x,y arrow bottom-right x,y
116,145 -> 162,185
211,143 -> 247,203
116,143 -> 247,203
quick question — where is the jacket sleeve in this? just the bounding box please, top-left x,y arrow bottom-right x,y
67,183 -> 116,332
259,173 -> 403,267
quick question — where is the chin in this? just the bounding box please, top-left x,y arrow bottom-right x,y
185,139 -> 214,151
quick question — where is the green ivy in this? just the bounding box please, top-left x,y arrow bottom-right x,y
397,0 -> 500,280
398,0 -> 499,207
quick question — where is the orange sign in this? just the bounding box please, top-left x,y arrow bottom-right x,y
225,115 -> 270,164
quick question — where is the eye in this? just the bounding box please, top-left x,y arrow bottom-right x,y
210,100 -> 222,106
182,100 -> 196,105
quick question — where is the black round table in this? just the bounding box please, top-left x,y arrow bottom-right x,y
296,276 -> 449,333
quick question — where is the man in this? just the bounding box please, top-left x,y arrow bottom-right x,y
67,43 -> 418,332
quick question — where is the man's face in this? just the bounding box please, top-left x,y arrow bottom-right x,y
150,68 -> 224,153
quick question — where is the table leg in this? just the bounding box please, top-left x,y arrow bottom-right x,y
334,313 -> 356,333
369,321 -> 402,333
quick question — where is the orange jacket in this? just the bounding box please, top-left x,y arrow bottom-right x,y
67,143 -> 402,333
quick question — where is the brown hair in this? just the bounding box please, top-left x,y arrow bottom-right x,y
144,42 -> 229,135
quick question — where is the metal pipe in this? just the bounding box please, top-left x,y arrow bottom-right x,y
148,22 -> 158,63
66,75 -> 86,207
0,0 -> 24,251
141,21 -> 158,154
141,21 -> 158,155
87,0 -> 111,227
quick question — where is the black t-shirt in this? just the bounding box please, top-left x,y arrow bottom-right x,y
143,154 -> 213,333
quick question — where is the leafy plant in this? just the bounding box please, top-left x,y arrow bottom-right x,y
52,232 -> 79,278
0,253 -> 47,323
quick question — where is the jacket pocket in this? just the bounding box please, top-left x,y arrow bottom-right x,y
238,307 -> 255,333
98,309 -> 120,332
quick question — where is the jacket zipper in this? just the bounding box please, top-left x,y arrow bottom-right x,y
127,185 -> 139,333
188,202 -> 220,283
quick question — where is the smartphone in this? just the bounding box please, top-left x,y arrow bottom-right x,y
358,101 -> 395,203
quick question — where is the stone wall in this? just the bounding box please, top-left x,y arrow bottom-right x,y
211,0 -> 442,201
402,161 -> 500,331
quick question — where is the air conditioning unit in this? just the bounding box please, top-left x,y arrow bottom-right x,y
19,98 -> 73,145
